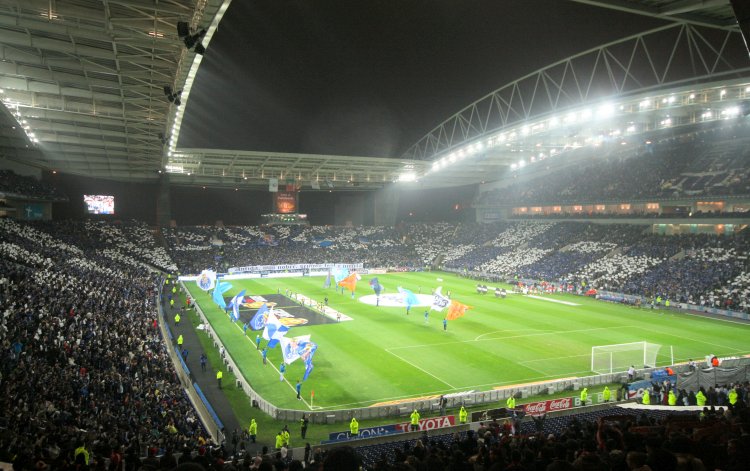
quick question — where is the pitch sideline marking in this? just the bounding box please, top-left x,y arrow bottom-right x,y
525,294 -> 580,306
384,348 -> 456,389
322,367 -> 602,409
631,324 -> 744,353
672,309 -> 750,327
226,316 -> 315,410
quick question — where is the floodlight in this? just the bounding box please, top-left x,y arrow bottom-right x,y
184,29 -> 206,50
398,172 -> 416,182
177,21 -> 190,38
723,106 -> 740,116
597,103 -> 615,119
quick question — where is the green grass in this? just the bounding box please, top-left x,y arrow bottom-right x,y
186,271 -> 750,413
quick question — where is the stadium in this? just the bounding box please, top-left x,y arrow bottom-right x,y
1,1 -> 750,470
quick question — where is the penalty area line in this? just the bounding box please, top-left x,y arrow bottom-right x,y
391,326 -> 638,351
384,348 -> 456,389
474,328 -> 554,341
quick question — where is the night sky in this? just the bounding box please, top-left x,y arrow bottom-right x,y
179,0 -> 665,157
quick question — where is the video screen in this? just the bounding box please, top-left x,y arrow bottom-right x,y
83,195 -> 115,215
275,191 -> 297,214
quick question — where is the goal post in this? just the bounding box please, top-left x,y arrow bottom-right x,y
591,342 -> 662,374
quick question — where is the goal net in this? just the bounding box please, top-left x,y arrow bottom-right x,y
591,342 -> 661,374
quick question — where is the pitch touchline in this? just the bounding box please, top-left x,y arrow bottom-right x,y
317,368 -> 603,409
631,325 -> 743,353
389,326 -> 638,351
525,294 -> 580,306
384,348 -> 456,389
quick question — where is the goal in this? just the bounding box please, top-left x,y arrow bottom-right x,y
591,342 -> 661,374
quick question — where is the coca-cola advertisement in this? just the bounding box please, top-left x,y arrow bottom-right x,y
523,397 -> 573,416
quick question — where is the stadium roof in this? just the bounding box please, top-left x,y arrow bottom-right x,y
569,0 -> 739,30
0,0 -> 748,190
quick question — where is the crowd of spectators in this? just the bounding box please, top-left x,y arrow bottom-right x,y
0,170 -> 66,200
163,225 -> 422,274
477,121 -> 750,207
0,218 -> 208,470
163,220 -> 750,313
348,401 -> 750,471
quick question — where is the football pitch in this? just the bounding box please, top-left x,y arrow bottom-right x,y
185,271 -> 750,411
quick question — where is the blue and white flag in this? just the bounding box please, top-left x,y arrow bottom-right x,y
323,271 -> 332,289
250,303 -> 269,330
229,290 -> 246,321
369,277 -> 383,296
397,286 -> 419,308
279,335 -> 312,365
196,269 -> 216,291
333,266 -> 349,284
213,280 -> 232,310
300,340 -> 318,381
303,362 -> 314,382
262,312 -> 289,348
430,287 -> 450,312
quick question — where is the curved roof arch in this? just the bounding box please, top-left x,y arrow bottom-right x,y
402,23 -> 750,163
